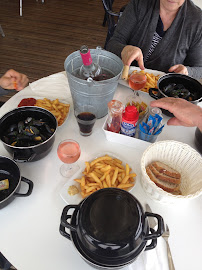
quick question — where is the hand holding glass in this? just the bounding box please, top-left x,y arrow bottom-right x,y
57,139 -> 81,177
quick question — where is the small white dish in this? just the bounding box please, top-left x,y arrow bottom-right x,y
60,152 -> 138,205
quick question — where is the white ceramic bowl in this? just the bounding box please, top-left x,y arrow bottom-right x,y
140,140 -> 202,204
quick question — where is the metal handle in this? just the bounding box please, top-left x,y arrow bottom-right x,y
166,240 -> 175,270
14,177 -> 34,197
60,205 -> 78,230
13,149 -> 36,162
145,228 -> 157,251
144,212 -> 165,240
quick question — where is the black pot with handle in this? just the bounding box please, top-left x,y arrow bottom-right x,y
149,73 -> 202,117
0,106 -> 57,162
0,156 -> 33,209
59,188 -> 164,269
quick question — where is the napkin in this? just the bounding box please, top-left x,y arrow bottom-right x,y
124,236 -> 169,270
29,71 -> 72,100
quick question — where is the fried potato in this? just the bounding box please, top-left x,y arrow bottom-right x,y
129,70 -> 160,93
73,155 -> 136,198
34,98 -> 70,126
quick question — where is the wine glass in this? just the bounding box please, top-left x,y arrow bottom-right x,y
128,71 -> 147,92
57,139 -> 81,177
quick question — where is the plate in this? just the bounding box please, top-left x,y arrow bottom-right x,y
60,152 -> 138,205
12,95 -> 71,127
118,67 -> 165,92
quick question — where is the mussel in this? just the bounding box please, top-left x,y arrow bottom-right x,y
1,117 -> 55,147
163,83 -> 194,101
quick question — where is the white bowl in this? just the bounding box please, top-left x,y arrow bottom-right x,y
140,140 -> 202,204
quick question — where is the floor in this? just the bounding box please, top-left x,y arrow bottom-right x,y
0,0 -> 127,103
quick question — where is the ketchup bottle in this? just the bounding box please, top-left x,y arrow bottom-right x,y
120,105 -> 139,136
106,100 -> 124,133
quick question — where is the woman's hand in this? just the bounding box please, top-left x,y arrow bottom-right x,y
150,97 -> 202,132
168,64 -> 188,75
121,45 -> 145,70
0,69 -> 29,91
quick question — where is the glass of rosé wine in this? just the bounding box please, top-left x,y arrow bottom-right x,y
128,72 -> 147,91
57,139 -> 81,177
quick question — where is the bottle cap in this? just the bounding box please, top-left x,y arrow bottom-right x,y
108,100 -> 124,113
149,107 -> 162,116
123,105 -> 139,121
80,46 -> 92,66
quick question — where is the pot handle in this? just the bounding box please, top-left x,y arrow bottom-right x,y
60,205 -> 78,240
149,88 -> 159,100
144,212 -> 165,241
14,177 -> 34,197
13,150 -> 36,162
145,228 -> 157,251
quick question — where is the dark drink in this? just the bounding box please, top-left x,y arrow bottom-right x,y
76,112 -> 96,136
72,68 -> 114,81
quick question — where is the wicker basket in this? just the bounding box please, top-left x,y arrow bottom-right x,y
141,140 -> 202,203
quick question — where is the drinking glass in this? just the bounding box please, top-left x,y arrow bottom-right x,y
57,139 -> 81,177
74,104 -> 97,136
128,72 -> 147,91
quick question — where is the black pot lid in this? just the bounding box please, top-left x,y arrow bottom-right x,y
71,206 -> 147,268
79,188 -> 143,244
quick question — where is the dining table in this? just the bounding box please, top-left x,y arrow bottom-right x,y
0,71 -> 201,270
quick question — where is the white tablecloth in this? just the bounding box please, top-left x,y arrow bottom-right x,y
0,71 -> 201,270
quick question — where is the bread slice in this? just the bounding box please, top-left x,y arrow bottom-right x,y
148,164 -> 181,184
152,161 -> 181,179
146,167 -> 180,193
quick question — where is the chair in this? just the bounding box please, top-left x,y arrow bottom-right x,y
0,24 -> 5,37
101,0 -> 126,49
20,0 -> 45,16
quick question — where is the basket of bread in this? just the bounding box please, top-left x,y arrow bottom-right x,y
140,140 -> 202,203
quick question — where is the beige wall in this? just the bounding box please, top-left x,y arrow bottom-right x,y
192,0 -> 202,9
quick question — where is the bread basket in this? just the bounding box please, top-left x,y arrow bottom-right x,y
141,140 -> 202,203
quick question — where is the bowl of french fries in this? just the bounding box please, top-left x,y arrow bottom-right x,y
60,153 -> 137,205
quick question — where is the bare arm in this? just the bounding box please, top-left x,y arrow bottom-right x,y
0,69 -> 29,91
150,97 -> 202,132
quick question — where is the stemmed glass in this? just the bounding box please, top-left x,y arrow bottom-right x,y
57,139 -> 81,177
128,71 -> 147,92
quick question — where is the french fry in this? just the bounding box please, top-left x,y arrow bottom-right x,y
73,155 -> 136,198
34,98 -> 70,126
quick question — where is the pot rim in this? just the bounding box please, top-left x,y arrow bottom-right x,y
0,106 -> 58,149
157,73 -> 202,101
0,155 -> 21,203
70,206 -> 148,268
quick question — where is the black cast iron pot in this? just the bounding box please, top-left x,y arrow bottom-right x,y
149,73 -> 202,117
0,156 -> 33,209
60,188 -> 164,269
0,106 -> 57,162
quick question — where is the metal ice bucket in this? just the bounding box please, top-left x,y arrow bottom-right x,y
64,48 -> 123,118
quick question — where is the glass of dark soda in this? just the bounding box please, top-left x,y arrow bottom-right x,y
74,104 -> 97,136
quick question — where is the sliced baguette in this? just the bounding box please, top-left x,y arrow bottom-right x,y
152,161 -> 181,179
148,164 -> 181,184
146,167 -> 180,193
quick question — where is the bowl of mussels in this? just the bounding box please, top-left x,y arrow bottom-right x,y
149,73 -> 202,116
0,106 -> 57,162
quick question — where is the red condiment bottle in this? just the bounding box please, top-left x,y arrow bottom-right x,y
120,105 -> 139,136
106,100 -> 124,133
